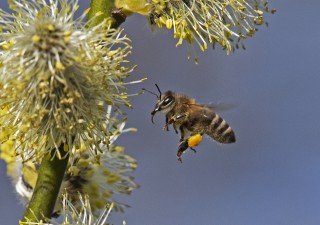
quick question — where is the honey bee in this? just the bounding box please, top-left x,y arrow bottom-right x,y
143,84 -> 236,162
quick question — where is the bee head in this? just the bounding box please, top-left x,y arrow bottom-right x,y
142,84 -> 176,124
151,90 -> 176,123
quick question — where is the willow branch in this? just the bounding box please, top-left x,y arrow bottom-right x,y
21,145 -> 69,223
88,0 -> 126,28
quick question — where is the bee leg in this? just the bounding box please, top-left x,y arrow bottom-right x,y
173,124 -> 178,134
179,134 -> 184,142
163,116 -> 172,131
190,147 -> 197,153
177,134 -> 198,162
172,114 -> 187,140
178,139 -> 189,152
177,151 -> 183,163
178,127 -> 186,142
177,139 -> 189,163
163,123 -> 169,131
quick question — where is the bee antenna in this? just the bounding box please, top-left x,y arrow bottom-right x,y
142,88 -> 159,98
155,84 -> 162,99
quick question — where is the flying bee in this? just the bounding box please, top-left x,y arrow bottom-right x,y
143,84 -> 236,162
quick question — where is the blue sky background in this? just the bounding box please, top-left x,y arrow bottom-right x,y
1,0 -> 320,224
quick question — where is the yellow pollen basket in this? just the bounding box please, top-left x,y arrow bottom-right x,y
187,134 -> 202,147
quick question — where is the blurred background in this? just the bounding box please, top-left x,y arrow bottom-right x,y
2,0 -> 320,224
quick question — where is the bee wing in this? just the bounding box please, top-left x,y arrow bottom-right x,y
182,103 -> 216,121
190,102 -> 236,112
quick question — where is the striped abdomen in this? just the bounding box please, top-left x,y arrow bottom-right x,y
206,113 -> 236,144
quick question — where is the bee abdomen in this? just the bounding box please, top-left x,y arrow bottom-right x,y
207,113 -> 236,144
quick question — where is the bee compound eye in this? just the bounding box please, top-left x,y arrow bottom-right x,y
163,96 -> 173,106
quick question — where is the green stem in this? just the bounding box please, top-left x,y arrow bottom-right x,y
88,0 -> 126,28
21,145 -> 69,223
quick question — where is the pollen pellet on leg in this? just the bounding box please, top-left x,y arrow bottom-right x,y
187,134 -> 202,147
